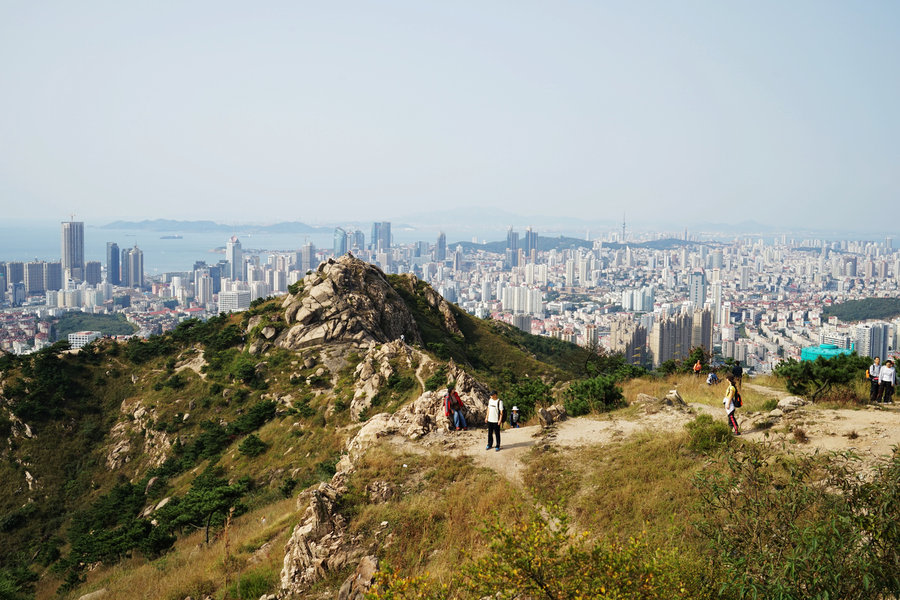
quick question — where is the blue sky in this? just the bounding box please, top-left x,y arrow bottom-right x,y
1,1 -> 897,232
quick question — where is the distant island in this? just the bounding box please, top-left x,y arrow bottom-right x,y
101,219 -> 328,234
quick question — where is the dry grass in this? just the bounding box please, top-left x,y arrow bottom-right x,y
342,446 -> 525,581
620,374 -> 773,412
522,430 -> 713,564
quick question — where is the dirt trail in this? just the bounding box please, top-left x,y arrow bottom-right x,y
440,384 -> 900,486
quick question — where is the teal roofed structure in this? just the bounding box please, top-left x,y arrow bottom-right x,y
800,343 -> 853,361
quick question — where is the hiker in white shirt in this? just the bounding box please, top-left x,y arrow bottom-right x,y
485,391 -> 504,452
878,359 -> 896,404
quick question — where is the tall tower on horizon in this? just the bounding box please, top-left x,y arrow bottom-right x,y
106,242 -> 120,285
226,236 -> 243,281
61,220 -> 84,281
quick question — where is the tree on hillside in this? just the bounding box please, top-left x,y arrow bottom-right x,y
773,353 -> 869,401
564,375 -> 624,416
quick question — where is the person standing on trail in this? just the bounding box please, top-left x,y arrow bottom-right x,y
723,374 -> 740,435
732,361 -> 743,390
486,391 -> 504,452
878,359 -> 896,404
868,357 -> 883,403
693,360 -> 702,377
444,385 -> 467,430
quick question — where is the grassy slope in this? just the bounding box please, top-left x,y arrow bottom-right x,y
3,278 -> 605,600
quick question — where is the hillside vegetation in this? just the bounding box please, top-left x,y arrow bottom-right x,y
823,297 -> 900,322
52,312 -> 137,339
1,257 -> 897,600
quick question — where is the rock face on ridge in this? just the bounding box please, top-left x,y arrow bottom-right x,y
279,255 -> 423,350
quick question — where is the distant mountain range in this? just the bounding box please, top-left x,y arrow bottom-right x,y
101,219 -> 329,234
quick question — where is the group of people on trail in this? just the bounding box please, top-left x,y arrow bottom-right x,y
443,386 -> 520,451
867,357 -> 896,404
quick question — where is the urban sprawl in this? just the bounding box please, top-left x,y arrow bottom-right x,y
0,220 -> 895,375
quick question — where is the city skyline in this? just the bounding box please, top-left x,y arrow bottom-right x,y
1,3 -> 898,230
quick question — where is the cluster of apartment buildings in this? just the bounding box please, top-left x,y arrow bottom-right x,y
3,220 -> 900,371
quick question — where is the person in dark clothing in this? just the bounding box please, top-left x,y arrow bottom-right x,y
732,361 -> 743,390
868,357 -> 882,403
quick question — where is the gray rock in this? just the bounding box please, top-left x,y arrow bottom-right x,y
337,556 -> 378,600
279,256 -> 423,351
76,590 -> 107,600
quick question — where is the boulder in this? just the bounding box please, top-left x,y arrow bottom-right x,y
337,556 -> 378,600
538,405 -> 567,427
778,396 -> 806,412
664,389 -> 687,406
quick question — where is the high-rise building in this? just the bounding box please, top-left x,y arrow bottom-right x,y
61,220 -> 85,281
85,261 -> 102,285
371,222 -> 391,251
506,228 -> 519,268
689,271 -> 707,309
855,322 -> 890,361
298,242 -> 317,272
24,261 -> 45,294
43,261 -> 62,292
690,309 -> 713,353
610,318 -> 648,366
524,227 -> 538,262
225,236 -> 243,281
333,227 -> 348,257
106,242 -> 120,285
435,232 -> 447,262
6,261 -> 24,287
649,312 -> 693,367
121,245 -> 144,288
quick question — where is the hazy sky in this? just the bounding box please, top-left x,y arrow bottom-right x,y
1,1 -> 898,231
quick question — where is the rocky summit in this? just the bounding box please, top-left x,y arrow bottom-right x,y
279,255 -> 422,350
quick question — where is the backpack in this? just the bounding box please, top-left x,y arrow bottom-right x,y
733,389 -> 742,408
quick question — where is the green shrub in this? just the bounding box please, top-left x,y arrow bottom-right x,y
238,434 -> 267,457
424,366 -> 447,391
227,567 -> 277,600
684,414 -> 732,453
761,398 -> 778,411
563,375 -> 624,416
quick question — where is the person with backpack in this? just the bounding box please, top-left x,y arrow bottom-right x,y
723,374 -> 741,435
868,357 -> 883,403
693,360 -> 702,377
486,391 -> 504,451
444,385 -> 467,430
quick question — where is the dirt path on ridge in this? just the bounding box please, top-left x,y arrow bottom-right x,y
430,384 -> 900,487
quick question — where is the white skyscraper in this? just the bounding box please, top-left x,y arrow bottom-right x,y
226,236 -> 243,281
61,220 -> 85,281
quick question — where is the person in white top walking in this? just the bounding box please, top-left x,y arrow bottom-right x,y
878,359 -> 896,404
485,391 -> 504,452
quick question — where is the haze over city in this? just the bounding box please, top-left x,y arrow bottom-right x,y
2,2 -> 898,231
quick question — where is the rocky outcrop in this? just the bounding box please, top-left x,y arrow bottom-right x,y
337,555 -> 378,600
106,399 -> 172,470
351,340 -> 429,421
633,390 -> 691,415
538,404 -> 568,427
279,256 -> 422,350
279,473 -> 367,597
